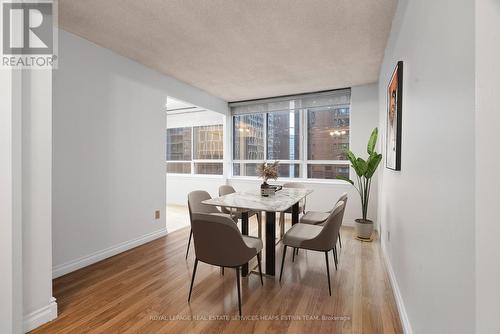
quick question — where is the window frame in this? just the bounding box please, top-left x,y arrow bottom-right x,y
231,105 -> 351,181
166,124 -> 224,176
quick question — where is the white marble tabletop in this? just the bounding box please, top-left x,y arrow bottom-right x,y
202,188 -> 313,212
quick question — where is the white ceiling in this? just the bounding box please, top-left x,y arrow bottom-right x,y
60,0 -> 397,101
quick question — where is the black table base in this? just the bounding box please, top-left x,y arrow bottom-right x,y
241,203 -> 299,278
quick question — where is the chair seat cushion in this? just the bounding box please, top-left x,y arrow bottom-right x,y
300,211 -> 329,225
283,223 -> 323,248
242,235 -> 263,252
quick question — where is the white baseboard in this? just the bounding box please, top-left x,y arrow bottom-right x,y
23,297 -> 57,333
381,243 -> 413,334
52,228 -> 168,279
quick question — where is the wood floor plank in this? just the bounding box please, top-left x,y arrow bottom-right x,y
30,208 -> 403,334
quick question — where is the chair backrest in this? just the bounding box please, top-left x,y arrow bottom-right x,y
302,201 -> 345,251
218,185 -> 236,214
188,191 -> 220,222
337,192 -> 348,205
219,185 -> 236,196
191,213 -> 256,267
283,182 -> 306,210
336,193 -> 348,221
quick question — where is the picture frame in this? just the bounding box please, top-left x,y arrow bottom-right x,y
386,61 -> 403,170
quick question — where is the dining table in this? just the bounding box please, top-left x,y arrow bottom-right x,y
202,187 -> 312,277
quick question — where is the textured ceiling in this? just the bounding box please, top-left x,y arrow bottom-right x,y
59,0 -> 397,101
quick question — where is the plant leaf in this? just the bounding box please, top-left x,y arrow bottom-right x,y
336,176 -> 354,185
346,150 -> 357,165
367,128 -> 378,155
356,157 -> 368,175
366,153 -> 382,178
346,150 -> 363,176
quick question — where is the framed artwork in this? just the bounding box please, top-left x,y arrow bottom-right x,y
386,61 -> 403,170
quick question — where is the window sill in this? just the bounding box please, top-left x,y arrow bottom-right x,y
166,173 -> 225,179
228,176 -> 351,185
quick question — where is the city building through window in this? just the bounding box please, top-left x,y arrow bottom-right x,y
166,124 -> 224,175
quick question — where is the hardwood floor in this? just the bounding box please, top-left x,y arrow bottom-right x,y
31,209 -> 403,334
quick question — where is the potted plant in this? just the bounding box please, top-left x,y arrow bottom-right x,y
257,161 -> 280,196
337,128 -> 382,239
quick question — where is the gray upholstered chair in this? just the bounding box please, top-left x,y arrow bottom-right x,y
219,185 -> 263,238
186,190 -> 235,259
278,182 -> 307,237
279,201 -> 345,296
300,193 -> 348,252
188,213 -> 263,316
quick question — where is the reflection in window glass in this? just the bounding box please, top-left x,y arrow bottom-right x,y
233,114 -> 265,160
166,127 -> 192,161
307,164 -> 350,179
193,125 -> 223,160
267,111 -> 300,160
166,162 -> 191,174
308,107 -> 350,160
194,162 -> 223,175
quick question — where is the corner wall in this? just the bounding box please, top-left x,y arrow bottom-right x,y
475,0 -> 500,332
377,1 -> 475,333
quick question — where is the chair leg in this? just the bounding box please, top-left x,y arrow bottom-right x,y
236,267 -> 242,317
188,258 -> 198,302
279,245 -> 287,282
221,266 -> 224,275
257,252 -> 264,286
338,231 -> 342,249
332,247 -> 338,270
292,247 -> 296,262
185,229 -> 193,259
325,252 -> 331,296
257,212 -> 262,239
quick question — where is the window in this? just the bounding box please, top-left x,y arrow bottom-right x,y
307,106 -> 350,179
233,114 -> 265,160
230,89 -> 350,180
166,127 -> 192,174
166,124 -> 224,175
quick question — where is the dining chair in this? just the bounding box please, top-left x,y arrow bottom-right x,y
300,193 -> 348,252
186,190 -> 235,259
188,213 -> 263,317
219,185 -> 263,238
279,182 -> 307,237
279,201 -> 345,296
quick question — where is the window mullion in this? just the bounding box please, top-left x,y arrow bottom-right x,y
302,108 -> 308,180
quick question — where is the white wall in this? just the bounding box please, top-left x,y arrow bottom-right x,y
0,69 -> 23,334
22,70 -> 57,332
377,1 -> 475,333
475,0 -> 500,332
166,83 -> 380,226
52,30 -> 227,277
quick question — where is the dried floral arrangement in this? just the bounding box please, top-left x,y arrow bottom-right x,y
257,161 -> 280,183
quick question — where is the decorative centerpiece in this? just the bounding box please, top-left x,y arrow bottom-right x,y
257,161 -> 280,196
337,128 -> 382,241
